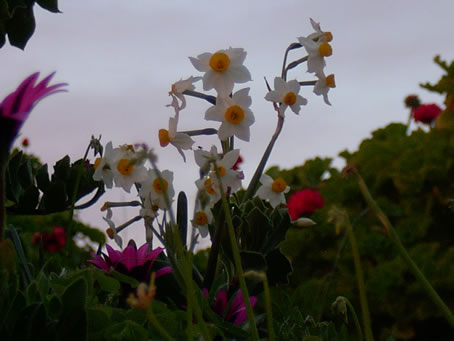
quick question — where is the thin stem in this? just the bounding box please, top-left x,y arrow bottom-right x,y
263,275 -> 275,341
353,169 -> 454,328
344,298 -> 364,341
114,215 -> 142,234
147,307 -> 174,341
285,56 -> 308,73
182,89 -> 216,105
216,167 -> 260,340
281,42 -> 302,81
180,128 -> 218,137
299,80 -> 317,86
344,212 -> 374,341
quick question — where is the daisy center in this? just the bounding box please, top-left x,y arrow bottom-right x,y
319,42 -> 333,57
325,74 -> 336,88
204,178 -> 216,195
117,159 -> 134,176
284,92 -> 297,106
209,52 -> 231,73
225,105 -> 245,124
217,166 -> 226,177
159,129 -> 170,147
153,178 -> 169,194
194,211 -> 209,226
94,157 -> 102,169
271,177 -> 287,193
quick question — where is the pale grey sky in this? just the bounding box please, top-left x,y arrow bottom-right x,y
2,0 -> 453,246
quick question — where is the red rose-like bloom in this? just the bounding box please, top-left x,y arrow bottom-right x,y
413,104 -> 442,124
287,189 -> 324,221
32,226 -> 66,252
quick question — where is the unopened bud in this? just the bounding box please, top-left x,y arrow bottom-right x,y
293,217 -> 317,228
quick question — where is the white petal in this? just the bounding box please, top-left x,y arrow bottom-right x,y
205,105 -> 223,122
233,124 -> 250,142
172,133 -> 195,149
189,53 -> 211,72
226,47 -> 247,65
265,90 -> 282,103
232,87 -> 251,108
222,149 -> 240,168
287,80 -> 301,94
228,65 -> 252,84
203,70 -> 217,91
217,123 -> 234,141
273,77 -> 286,92
260,174 -> 273,185
296,95 -> 308,105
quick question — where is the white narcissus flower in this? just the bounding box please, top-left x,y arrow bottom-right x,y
307,18 -> 333,43
167,76 -> 201,115
265,77 -> 308,116
139,196 -> 158,219
314,73 -> 336,105
159,116 -> 195,162
194,145 -> 220,176
189,47 -> 251,96
298,36 -> 333,76
191,205 -> 213,238
256,174 -> 290,208
211,149 -> 243,193
103,208 -> 123,248
139,169 -> 175,210
111,145 -> 148,193
195,177 -> 221,208
205,87 -> 255,141
93,141 -> 117,188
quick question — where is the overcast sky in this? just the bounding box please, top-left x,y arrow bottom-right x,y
2,0 -> 454,247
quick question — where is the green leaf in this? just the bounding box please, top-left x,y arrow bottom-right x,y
240,250 -> 267,272
265,249 -> 293,285
39,180 -> 67,211
36,0 -> 60,13
36,164 -> 50,192
103,320 -> 148,341
5,4 -> 35,50
17,185 -> 39,210
93,270 -> 120,292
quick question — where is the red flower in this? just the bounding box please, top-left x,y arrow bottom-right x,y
413,104 -> 442,124
22,138 -> 30,147
287,189 -> 324,221
203,288 -> 258,325
232,155 -> 243,170
32,226 -> 66,252
0,72 -> 67,151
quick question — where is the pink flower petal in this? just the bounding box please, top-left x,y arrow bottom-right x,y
155,266 -> 173,278
120,245 -> 137,272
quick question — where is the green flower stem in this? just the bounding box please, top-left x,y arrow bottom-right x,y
180,128 -> 218,137
344,212 -> 374,341
147,306 -> 174,341
281,42 -> 303,81
298,80 -> 317,86
243,113 -> 284,204
183,89 -> 216,105
354,170 -> 454,328
262,274 -> 275,341
216,169 -> 260,341
344,297 -> 364,341
203,208 -> 225,289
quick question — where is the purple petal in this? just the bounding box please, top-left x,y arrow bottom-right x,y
87,253 -> 110,271
120,245 -> 137,272
136,243 -> 151,266
106,244 -> 122,264
146,247 -> 164,262
214,289 -> 228,315
155,266 -> 173,278
225,290 -> 244,322
1,72 -> 40,117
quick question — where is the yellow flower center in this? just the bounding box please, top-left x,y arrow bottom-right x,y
204,178 -> 216,195
224,105 -> 245,124
153,178 -> 168,194
319,42 -> 333,57
217,166 -> 226,177
209,52 -> 231,72
194,211 -> 209,226
324,32 -> 333,42
94,157 -> 102,169
117,159 -> 134,176
106,228 -> 115,239
284,92 -> 297,106
271,177 -> 287,193
325,74 -> 336,88
159,129 -> 170,147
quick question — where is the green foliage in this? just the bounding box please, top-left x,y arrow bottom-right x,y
278,123 -> 454,339
0,0 -> 60,49
420,55 -> 454,94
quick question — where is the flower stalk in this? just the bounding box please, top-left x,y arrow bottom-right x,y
352,168 -> 454,328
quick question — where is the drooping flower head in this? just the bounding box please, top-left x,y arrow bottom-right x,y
88,243 -> 172,283
93,141 -> 117,189
32,226 -> 66,252
0,72 -> 67,152
203,288 -> 258,326
167,76 -> 201,115
256,174 -> 290,208
158,116 -> 194,162
413,103 -> 442,125
138,169 -> 175,210
189,47 -> 252,96
111,144 -> 148,193
265,77 -> 308,116
313,73 -> 336,105
191,204 -> 213,238
287,189 -> 324,221
205,87 -> 255,141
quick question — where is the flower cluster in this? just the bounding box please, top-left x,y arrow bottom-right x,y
413,103 -> 442,124
32,226 -> 66,252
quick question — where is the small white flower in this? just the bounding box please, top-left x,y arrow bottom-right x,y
104,208 -> 123,248
298,36 -> 333,76
256,174 -> 290,208
189,47 -> 251,96
211,149 -> 243,193
307,18 -> 333,43
195,176 -> 221,208
314,73 -> 336,105
139,196 -> 158,219
194,145 -> 220,176
167,76 -> 201,115
159,116 -> 195,162
265,77 -> 308,116
111,145 -> 148,193
191,206 -> 213,238
139,169 -> 175,210
205,88 -> 255,141
93,142 -> 118,188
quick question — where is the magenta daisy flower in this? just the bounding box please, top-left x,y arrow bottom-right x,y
0,72 -> 67,152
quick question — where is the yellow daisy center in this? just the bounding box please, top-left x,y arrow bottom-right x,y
319,42 -> 333,57
159,129 -> 170,147
224,105 -> 245,124
194,211 -> 209,226
284,92 -> 297,106
204,178 -> 216,195
117,159 -> 134,176
153,177 -> 169,194
324,32 -> 333,42
325,74 -> 336,88
217,166 -> 226,177
271,177 -> 287,193
94,157 -> 102,169
209,52 -> 231,72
